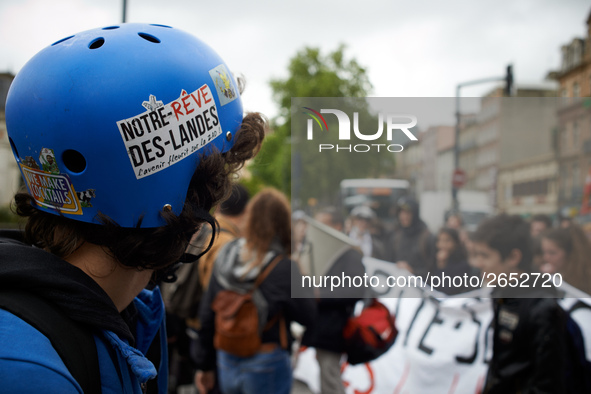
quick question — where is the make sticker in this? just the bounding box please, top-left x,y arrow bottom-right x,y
20,148 -> 83,215
117,85 -> 222,179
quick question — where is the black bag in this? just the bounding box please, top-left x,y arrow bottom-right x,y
342,299 -> 397,365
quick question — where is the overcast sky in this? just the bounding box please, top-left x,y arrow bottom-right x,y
0,0 -> 589,119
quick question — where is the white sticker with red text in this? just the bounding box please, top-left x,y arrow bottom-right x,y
117,84 -> 221,179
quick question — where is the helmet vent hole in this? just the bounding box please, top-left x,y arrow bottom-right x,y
9,138 -> 20,162
138,33 -> 161,44
63,150 -> 87,173
52,35 -> 74,46
150,24 -> 172,28
102,26 -> 120,30
89,38 -> 105,50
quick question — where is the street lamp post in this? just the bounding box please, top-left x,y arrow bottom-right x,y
452,66 -> 513,212
122,0 -> 127,23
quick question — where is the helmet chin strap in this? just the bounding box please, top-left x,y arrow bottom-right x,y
152,206 -> 217,283
181,206 -> 218,263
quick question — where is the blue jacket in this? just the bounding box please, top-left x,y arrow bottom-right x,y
0,233 -> 168,393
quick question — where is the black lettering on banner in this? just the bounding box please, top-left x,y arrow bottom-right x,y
394,290 -> 405,317
404,297 -> 426,347
418,303 -> 443,355
483,319 -> 494,365
455,303 -> 482,364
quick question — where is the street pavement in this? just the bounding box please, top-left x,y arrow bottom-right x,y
179,379 -> 314,393
292,379 -> 314,394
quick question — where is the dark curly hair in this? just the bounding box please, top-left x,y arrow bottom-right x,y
13,112 -> 266,277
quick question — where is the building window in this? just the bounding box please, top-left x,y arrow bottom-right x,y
573,82 -> 581,98
573,44 -> 582,65
573,121 -> 579,147
512,179 -> 549,197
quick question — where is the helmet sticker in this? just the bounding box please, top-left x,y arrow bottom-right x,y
116,85 -> 221,179
142,95 -> 164,112
76,189 -> 96,208
40,147 -> 60,174
209,64 -> 238,106
19,148 -> 83,215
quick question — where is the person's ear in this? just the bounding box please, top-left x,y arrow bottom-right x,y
504,248 -> 522,269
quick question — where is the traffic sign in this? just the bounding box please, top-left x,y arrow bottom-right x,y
452,168 -> 467,188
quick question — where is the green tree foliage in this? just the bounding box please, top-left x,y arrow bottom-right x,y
246,45 -> 396,206
271,45 -> 372,122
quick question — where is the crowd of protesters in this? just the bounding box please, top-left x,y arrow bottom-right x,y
336,198 -> 591,393
337,198 -> 591,298
159,189 -> 591,393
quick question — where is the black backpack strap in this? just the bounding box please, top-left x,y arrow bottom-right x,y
252,255 -> 284,289
0,290 -> 101,394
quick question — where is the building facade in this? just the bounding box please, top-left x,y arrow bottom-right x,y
0,73 -> 20,208
551,11 -> 591,220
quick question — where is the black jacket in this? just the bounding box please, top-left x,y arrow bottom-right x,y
0,230 -> 135,342
0,229 -> 166,393
484,287 -> 567,394
301,248 -> 366,353
388,222 -> 435,277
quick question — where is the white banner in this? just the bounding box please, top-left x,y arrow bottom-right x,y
294,258 -> 591,394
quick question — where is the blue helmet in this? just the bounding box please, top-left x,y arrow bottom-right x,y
6,23 -> 243,227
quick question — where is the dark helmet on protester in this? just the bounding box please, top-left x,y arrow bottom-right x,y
397,196 -> 419,217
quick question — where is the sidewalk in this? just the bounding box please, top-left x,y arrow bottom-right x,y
292,379 -> 314,394
178,379 -> 314,394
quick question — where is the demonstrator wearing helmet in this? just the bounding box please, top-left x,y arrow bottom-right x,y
0,23 -> 265,393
